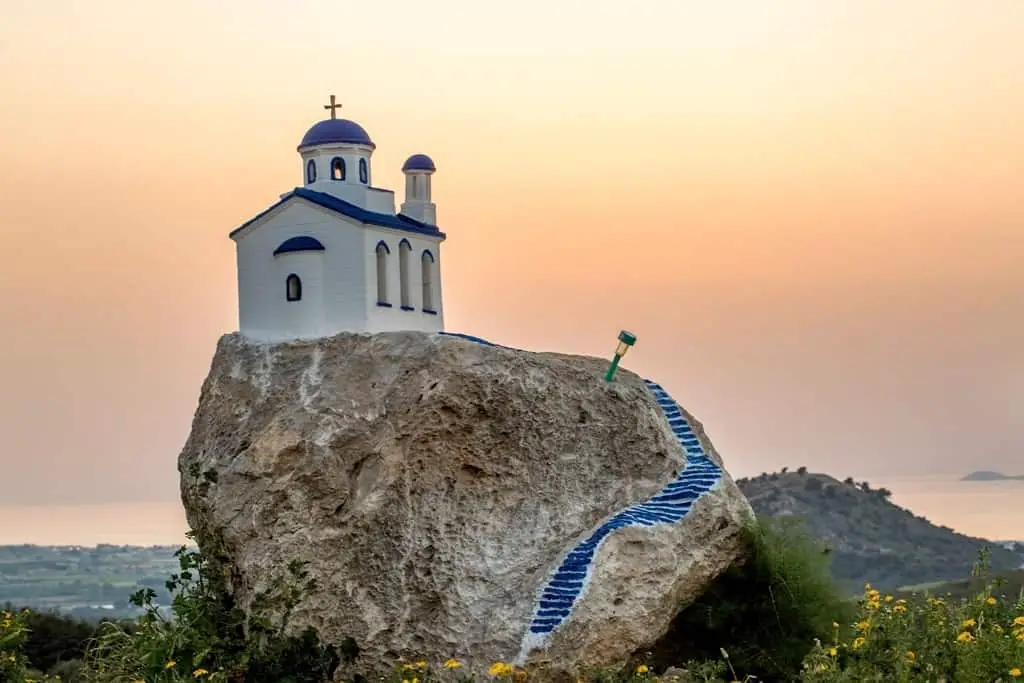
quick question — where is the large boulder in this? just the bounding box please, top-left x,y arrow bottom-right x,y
178,331 -> 753,678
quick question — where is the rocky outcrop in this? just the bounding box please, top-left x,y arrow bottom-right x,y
178,331 -> 753,678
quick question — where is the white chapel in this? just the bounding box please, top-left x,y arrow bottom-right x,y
230,97 -> 445,343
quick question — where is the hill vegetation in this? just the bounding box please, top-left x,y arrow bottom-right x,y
735,469 -> 1023,591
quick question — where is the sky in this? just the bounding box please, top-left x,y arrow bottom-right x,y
0,0 -> 1022,506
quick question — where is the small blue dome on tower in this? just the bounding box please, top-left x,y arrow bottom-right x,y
299,119 -> 375,149
402,154 -> 436,172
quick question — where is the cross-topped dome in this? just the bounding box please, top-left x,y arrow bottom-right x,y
299,119 -> 374,149
298,95 -> 375,150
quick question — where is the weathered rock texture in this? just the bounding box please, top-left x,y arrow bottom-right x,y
178,332 -> 753,678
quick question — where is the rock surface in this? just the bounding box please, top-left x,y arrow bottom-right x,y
178,331 -> 753,678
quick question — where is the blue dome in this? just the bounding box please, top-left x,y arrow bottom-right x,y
298,119 -> 374,149
402,153 -> 436,172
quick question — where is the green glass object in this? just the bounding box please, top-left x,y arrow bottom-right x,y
604,329 -> 637,382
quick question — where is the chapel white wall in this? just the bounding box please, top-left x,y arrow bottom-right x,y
362,228 -> 444,334
235,201 -> 368,342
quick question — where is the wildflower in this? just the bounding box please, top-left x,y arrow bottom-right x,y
415,660 -> 427,670
852,637 -> 865,649
402,663 -> 416,672
832,621 -> 839,629
962,618 -> 977,628
828,647 -> 837,657
855,620 -> 871,632
488,662 -> 514,677
905,651 -> 915,661
957,631 -> 974,643
443,659 -> 462,669
636,664 -> 649,674
894,604 -> 907,613
1009,668 -> 1021,678
987,596 -> 997,605
1014,616 -> 1024,627
166,661 -> 177,670
884,595 -> 893,602
193,670 -> 210,678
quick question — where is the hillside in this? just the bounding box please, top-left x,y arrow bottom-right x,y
736,470 -> 1023,592
896,569 -> 1024,600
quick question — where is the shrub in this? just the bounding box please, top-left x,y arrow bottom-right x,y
645,517 -> 853,682
80,538 -> 340,682
801,548 -> 1024,681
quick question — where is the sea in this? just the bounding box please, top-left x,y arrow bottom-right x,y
0,474 -> 1021,547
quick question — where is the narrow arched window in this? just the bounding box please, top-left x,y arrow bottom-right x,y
286,274 -> 302,302
375,241 -> 390,305
399,240 -> 412,309
330,157 -> 346,181
359,158 -> 368,184
421,250 -> 435,312
306,160 -> 317,184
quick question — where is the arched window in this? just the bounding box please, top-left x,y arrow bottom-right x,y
359,158 -> 368,184
421,250 -> 436,313
305,159 -> 317,184
375,241 -> 390,305
330,157 -> 346,181
286,274 -> 302,302
398,239 -> 412,309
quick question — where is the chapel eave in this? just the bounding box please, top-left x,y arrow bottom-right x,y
229,187 -> 446,241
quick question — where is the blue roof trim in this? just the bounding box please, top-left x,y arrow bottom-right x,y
274,235 -> 325,255
229,187 -> 446,239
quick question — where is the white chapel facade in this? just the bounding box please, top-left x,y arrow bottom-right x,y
230,96 -> 445,343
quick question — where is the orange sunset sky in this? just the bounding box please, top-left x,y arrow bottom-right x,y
1,1 -> 1022,506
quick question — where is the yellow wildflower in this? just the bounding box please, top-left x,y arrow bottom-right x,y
443,659 -> 462,669
962,618 -> 977,628
1014,616 -> 1024,626
957,631 -> 974,643
193,669 -> 209,678
894,604 -> 907,613
986,596 -> 997,605
852,637 -> 865,649
402,663 -> 416,672
884,595 -> 893,602
828,647 -> 837,657
1009,668 -> 1021,678
905,651 -> 915,661
855,620 -> 871,632
415,660 -> 427,669
488,662 -> 514,677
636,664 -> 649,674
165,661 -> 177,670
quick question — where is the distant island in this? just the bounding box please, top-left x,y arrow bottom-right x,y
961,470 -> 1024,482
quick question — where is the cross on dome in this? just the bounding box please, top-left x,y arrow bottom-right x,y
323,94 -> 342,120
